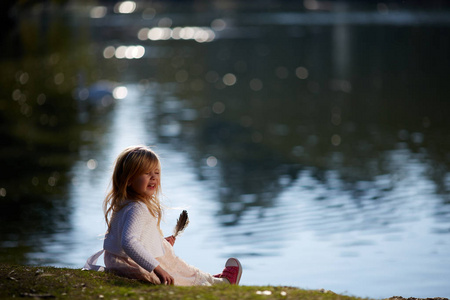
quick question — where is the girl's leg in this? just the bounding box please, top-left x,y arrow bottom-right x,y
104,251 -> 160,284
156,240 -> 228,286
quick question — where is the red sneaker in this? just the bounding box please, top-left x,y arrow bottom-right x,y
213,258 -> 242,285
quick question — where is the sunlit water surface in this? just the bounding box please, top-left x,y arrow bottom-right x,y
29,85 -> 448,299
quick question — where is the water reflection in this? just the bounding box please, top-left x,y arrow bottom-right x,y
1,1 -> 450,298
0,2 -> 118,264
162,22 -> 450,221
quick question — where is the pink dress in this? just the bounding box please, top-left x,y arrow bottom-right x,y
105,239 -> 216,285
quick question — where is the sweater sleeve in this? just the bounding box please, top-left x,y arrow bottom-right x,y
121,205 -> 160,272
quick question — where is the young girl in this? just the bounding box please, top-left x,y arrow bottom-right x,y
84,145 -> 242,286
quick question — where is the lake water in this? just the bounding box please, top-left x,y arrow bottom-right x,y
1,1 -> 450,298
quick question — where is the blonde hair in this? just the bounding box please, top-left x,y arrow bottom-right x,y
104,145 -> 162,231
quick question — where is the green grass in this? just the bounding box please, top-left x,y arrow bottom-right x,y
0,263 -> 371,300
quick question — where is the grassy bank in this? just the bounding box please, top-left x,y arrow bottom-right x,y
3,264 -> 447,300
0,264 -> 369,300
5,264 -> 445,300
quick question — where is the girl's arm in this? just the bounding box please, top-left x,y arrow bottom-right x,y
121,206 -> 162,274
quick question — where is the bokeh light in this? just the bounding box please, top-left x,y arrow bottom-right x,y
103,45 -> 145,59
90,6 -> 107,18
115,1 -> 136,14
206,156 -> 218,167
223,73 -> 237,86
113,86 -> 128,99
139,26 -> 215,43
295,66 -> 309,79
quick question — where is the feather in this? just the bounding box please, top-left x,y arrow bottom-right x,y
173,210 -> 189,238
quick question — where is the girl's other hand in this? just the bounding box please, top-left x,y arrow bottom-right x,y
165,235 -> 176,246
154,265 -> 174,285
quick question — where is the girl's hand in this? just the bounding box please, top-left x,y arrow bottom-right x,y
154,265 -> 174,285
165,235 -> 176,246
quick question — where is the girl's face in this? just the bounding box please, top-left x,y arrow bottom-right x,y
128,167 -> 160,198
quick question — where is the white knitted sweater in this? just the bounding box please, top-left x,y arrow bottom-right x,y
103,200 -> 165,272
